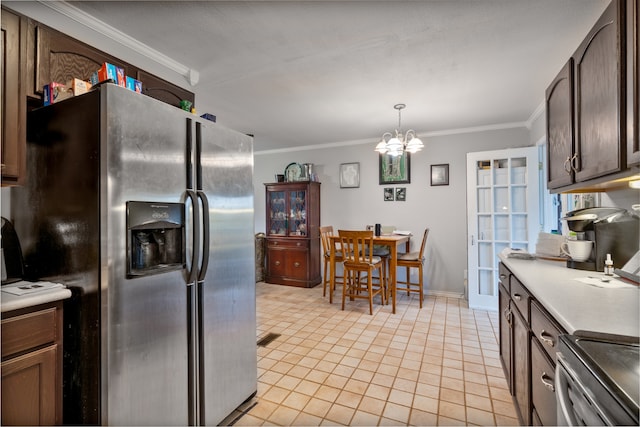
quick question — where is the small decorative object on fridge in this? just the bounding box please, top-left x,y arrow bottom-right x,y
431,163 -> 449,186
339,162 -> 360,188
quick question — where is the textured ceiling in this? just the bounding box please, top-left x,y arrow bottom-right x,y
65,1 -> 609,151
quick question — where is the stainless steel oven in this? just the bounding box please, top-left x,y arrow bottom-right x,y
555,333 -> 639,426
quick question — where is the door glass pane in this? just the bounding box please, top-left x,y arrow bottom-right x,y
494,187 -> 509,212
512,215 -> 528,241
511,157 -> 527,184
478,188 -> 491,213
477,160 -> 491,185
494,215 -> 509,241
478,215 -> 492,240
512,187 -> 526,212
493,159 -> 509,185
478,269 -> 494,296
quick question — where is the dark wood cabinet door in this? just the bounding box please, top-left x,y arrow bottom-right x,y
138,70 -> 195,109
35,25 -> 130,92
512,307 -> 530,426
1,8 -> 27,186
546,59 -> 575,189
531,339 -> 557,427
628,0 -> 640,166
1,345 -> 59,426
573,0 -> 624,182
498,285 -> 512,393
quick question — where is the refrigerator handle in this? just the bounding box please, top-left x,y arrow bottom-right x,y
197,191 -> 210,281
195,122 -> 203,191
186,118 -> 193,190
186,189 -> 200,284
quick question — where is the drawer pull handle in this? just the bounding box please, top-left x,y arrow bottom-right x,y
539,330 -> 555,347
540,372 -> 555,392
294,262 -> 300,267
513,293 -> 522,301
275,261 -> 280,266
296,242 -> 302,246
273,241 -> 278,245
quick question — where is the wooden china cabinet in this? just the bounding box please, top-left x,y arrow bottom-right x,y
264,181 -> 321,288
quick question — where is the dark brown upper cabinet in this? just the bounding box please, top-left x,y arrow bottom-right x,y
627,0 -> 640,166
573,0 -> 625,182
546,59 -> 575,189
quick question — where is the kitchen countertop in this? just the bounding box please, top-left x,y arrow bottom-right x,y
499,254 -> 639,338
1,283 -> 72,313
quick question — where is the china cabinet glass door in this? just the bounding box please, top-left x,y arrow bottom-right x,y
289,189 -> 308,236
466,146 -> 540,310
268,190 -> 286,236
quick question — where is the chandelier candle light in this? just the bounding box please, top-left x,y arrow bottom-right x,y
374,103 -> 424,156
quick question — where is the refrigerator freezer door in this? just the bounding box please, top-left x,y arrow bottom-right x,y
195,121 -> 257,425
103,85 -> 194,425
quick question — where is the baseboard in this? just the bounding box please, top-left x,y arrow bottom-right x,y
424,290 -> 466,299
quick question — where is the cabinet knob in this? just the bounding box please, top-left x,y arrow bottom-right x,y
296,242 -> 301,246
274,261 -> 280,266
294,262 -> 300,267
499,274 -> 507,280
539,330 -> 555,347
513,293 -> 522,301
540,372 -> 555,392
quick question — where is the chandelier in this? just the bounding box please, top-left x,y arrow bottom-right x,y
374,103 -> 424,156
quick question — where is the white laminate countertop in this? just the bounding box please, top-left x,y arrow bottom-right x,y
499,254 -> 640,338
1,285 -> 72,313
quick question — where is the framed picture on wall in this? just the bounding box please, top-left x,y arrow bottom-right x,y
431,163 -> 449,186
339,162 -> 360,188
395,187 -> 406,201
384,187 -> 395,201
379,152 -> 410,184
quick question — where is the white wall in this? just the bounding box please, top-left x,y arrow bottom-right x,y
254,127 -> 532,296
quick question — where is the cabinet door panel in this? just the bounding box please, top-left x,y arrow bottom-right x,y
512,308 -> 530,426
498,285 -> 512,393
1,9 -> 26,185
531,339 -> 557,427
574,0 -> 624,181
628,0 -> 640,166
546,59 -> 575,188
1,345 -> 58,426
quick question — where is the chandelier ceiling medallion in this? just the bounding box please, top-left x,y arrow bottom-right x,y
374,103 -> 424,157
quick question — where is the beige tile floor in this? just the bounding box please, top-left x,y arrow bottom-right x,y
238,282 -> 519,426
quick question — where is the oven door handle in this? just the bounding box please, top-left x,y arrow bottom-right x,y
556,353 -> 580,426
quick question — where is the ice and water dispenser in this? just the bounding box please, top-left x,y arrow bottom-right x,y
126,201 -> 185,277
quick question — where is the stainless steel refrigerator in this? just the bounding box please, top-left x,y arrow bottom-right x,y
11,84 -> 257,425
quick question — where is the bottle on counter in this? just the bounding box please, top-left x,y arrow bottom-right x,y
604,253 -> 614,276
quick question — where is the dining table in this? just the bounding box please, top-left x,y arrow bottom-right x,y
328,233 -> 411,314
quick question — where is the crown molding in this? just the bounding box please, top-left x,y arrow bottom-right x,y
38,1 -> 199,86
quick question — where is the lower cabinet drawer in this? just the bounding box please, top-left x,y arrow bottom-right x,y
531,338 -> 557,426
531,300 -> 565,361
1,307 -> 58,358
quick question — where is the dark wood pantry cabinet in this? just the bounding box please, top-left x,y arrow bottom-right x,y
264,181 -> 321,288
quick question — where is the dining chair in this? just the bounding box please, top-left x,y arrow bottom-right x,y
319,225 -> 343,301
338,229 -> 386,315
395,228 -> 429,308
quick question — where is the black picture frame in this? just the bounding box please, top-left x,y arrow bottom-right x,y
384,187 -> 395,201
395,187 -> 406,201
431,163 -> 449,186
379,152 -> 411,184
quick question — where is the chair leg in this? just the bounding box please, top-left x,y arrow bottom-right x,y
418,264 -> 423,308
323,258 -> 329,297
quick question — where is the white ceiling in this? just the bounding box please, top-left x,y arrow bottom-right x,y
63,1 -> 609,151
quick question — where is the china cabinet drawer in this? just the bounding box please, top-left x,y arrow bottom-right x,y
510,276 -> 530,322
267,238 -> 309,250
531,300 -> 565,361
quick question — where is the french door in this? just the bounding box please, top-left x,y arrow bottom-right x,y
467,146 -> 540,310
